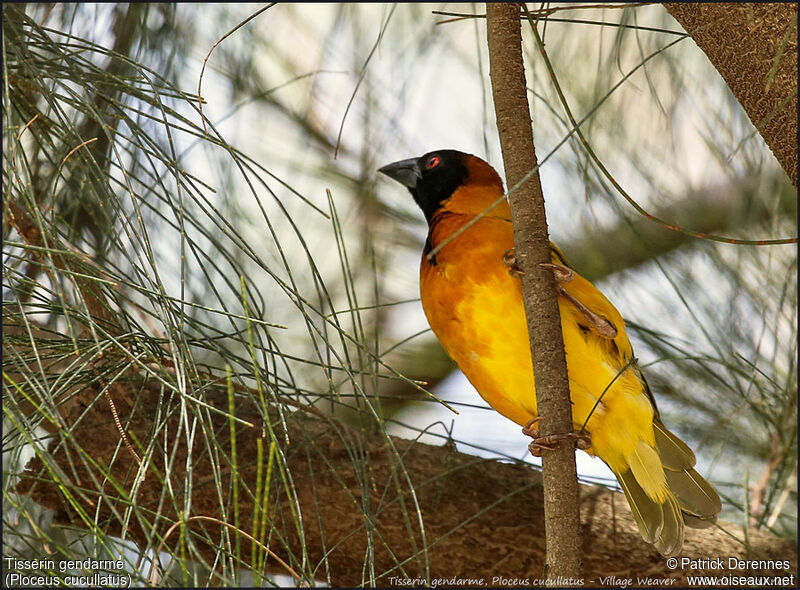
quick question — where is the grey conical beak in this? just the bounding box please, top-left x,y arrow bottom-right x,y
378,157 -> 422,189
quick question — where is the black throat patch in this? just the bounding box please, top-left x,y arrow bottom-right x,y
422,236 -> 437,266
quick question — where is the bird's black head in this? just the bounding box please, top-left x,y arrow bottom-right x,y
378,150 -> 471,223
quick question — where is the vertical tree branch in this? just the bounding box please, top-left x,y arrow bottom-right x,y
486,3 -> 582,582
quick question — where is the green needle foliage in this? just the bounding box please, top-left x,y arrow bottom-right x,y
3,3 -> 796,586
2,4 -> 430,585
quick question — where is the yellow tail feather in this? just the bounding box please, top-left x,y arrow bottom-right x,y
655,423 -> 722,525
616,468 -> 684,556
617,468 -> 661,543
654,421 -> 696,470
616,426 -> 721,555
629,440 -> 668,503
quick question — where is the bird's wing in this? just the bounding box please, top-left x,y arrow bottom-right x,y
548,243 -> 666,415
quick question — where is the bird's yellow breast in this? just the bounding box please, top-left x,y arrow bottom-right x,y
420,212 -> 656,473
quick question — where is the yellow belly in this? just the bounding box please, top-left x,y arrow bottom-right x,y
419,221 -> 655,474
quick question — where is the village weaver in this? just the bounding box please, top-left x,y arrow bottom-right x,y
379,149 -> 721,556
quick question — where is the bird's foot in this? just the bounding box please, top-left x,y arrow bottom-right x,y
539,262 -> 574,283
521,416 -> 542,437
522,417 -> 592,457
559,286 -> 618,339
507,253 -> 617,339
503,248 -> 523,278
528,432 -> 593,456
539,263 -> 618,339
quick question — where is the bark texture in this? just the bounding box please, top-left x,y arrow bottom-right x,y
486,3 -> 581,582
664,3 -> 798,185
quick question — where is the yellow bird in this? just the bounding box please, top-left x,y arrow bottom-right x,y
379,149 -> 721,556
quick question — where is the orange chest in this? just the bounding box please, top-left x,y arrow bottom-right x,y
419,215 -> 519,348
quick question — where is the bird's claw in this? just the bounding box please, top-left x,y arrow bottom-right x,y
503,248 -> 524,278
539,262 -> 574,283
522,417 -> 592,457
504,254 -> 579,286
559,286 -> 618,339
580,311 -> 618,339
522,416 -> 542,437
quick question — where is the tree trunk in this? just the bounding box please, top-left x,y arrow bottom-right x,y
664,3 -> 798,185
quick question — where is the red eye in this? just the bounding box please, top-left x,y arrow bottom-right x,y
426,155 -> 441,169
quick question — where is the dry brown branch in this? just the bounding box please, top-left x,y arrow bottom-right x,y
4,197 -> 142,466
486,2 -> 581,582
749,433 -> 784,529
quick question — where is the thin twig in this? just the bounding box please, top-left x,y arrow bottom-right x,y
521,6 -> 797,246
434,3 -> 651,21
148,515 -> 303,586
198,4 -> 276,134
765,459 -> 797,529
